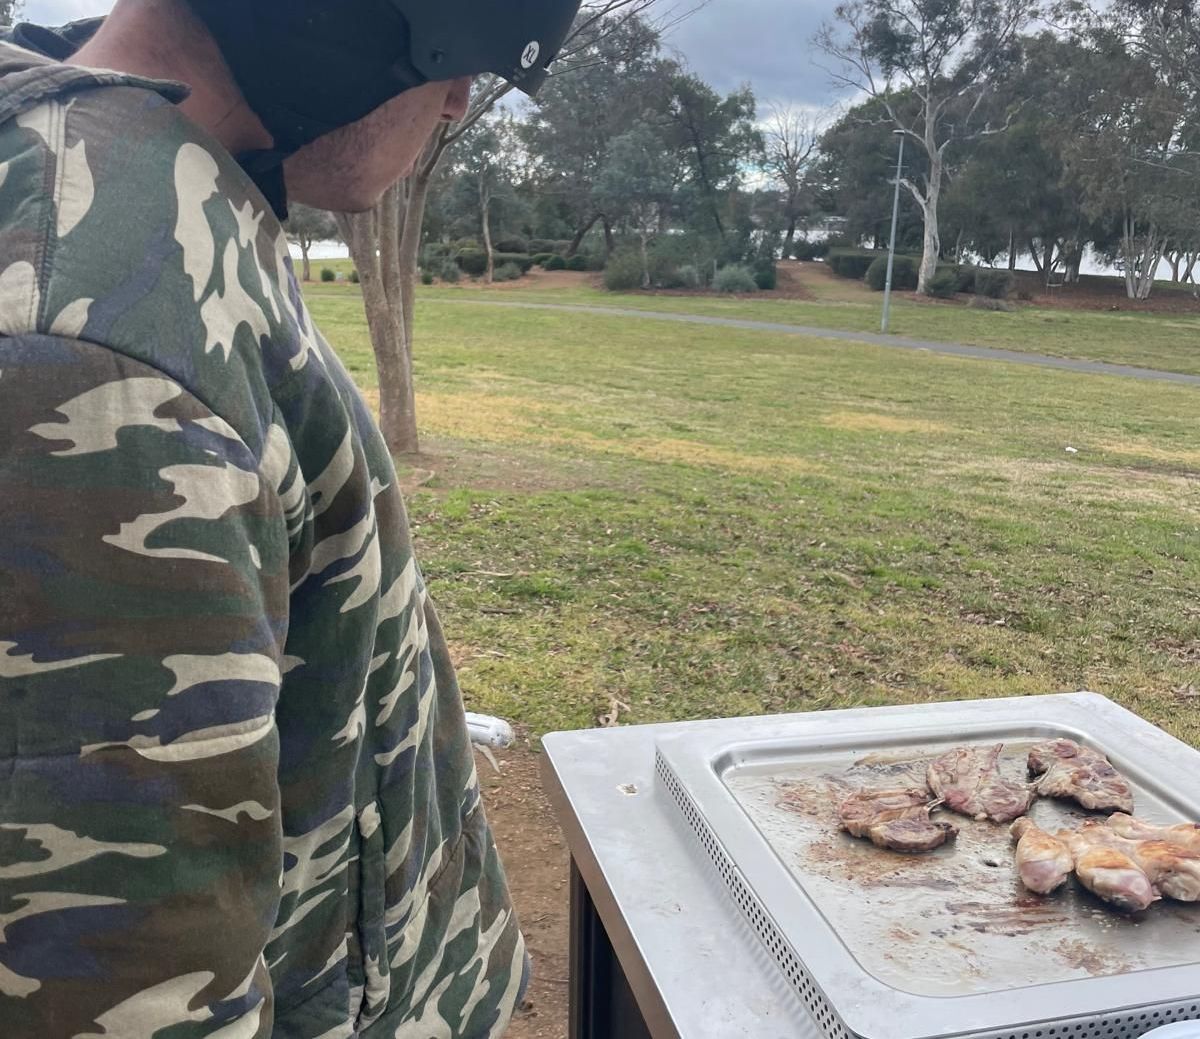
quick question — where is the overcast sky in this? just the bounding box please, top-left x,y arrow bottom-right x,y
24,0 -> 848,112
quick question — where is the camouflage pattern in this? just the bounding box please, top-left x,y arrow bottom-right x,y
0,43 -> 524,1038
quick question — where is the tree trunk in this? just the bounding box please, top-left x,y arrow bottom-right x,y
1007,228 -> 1016,271
602,216 -> 615,258
300,238 -> 312,282
566,214 -> 600,258
1170,252 -> 1181,282
336,189 -> 419,455
1042,240 -> 1054,286
914,141 -> 942,295
639,230 -> 651,289
1028,239 -> 1043,274
481,178 -> 494,284
783,217 -> 797,255
953,227 -> 965,264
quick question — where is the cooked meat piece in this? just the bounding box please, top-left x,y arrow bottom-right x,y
927,743 -> 1035,823
1011,818 -> 1074,894
1027,739 -> 1134,814
1058,825 -> 1157,912
838,788 -> 958,854
1106,813 -> 1200,855
1078,820 -> 1200,903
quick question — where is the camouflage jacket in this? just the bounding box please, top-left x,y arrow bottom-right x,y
0,43 -> 524,1038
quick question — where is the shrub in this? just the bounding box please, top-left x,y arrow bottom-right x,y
586,251 -> 607,271
865,255 -> 919,292
675,264 -> 703,289
713,264 -> 757,294
421,269 -> 434,285
827,248 -> 885,280
926,269 -> 960,298
348,269 -> 360,284
974,268 -> 1013,299
532,252 -> 554,266
494,252 -> 534,273
494,236 -> 528,254
753,260 -> 778,291
603,250 -> 644,291
455,248 -> 488,276
320,267 -> 335,282
528,238 -> 564,254
934,263 -> 975,292
421,242 -> 450,266
493,262 -> 523,282
969,295 -> 1014,312
544,254 -> 567,271
565,254 -> 588,272
438,261 -> 460,284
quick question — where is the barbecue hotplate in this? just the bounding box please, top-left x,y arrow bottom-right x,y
654,694 -> 1200,1039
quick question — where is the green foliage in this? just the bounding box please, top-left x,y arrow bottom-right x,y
494,252 -> 535,273
753,261 -> 778,291
320,267 -> 336,283
927,269 -> 961,298
793,240 -> 830,261
439,261 -> 461,284
603,250 -> 645,291
585,252 -> 608,272
934,263 -> 976,293
974,268 -> 1014,300
493,262 -> 524,282
348,270 -> 360,284
456,249 -> 488,276
865,255 -> 919,291
827,248 -> 886,280
421,270 -> 435,286
713,265 -> 757,293
532,253 -> 555,266
544,254 -> 568,271
565,254 -> 589,272
494,236 -> 529,253
675,264 -> 704,289
528,238 -> 572,254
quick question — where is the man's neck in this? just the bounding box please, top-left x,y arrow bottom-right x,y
72,0 -> 272,156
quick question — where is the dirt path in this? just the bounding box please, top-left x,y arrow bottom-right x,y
481,744 -> 571,1039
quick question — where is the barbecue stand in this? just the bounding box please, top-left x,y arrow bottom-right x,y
542,693 -> 1200,1039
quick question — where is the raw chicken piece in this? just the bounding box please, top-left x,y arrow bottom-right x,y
927,743 -> 1035,823
1011,818 -> 1074,894
1058,826 -> 1157,912
838,788 -> 958,854
1106,813 -> 1200,855
1028,739 -> 1134,814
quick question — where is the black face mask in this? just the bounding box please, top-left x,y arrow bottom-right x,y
187,0 -> 582,218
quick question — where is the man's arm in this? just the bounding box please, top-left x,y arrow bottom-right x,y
0,333 -> 288,1038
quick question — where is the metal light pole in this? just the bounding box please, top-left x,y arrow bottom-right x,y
881,130 -> 906,334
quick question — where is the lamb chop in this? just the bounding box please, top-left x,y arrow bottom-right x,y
927,743 -> 1035,823
1011,818 -> 1074,894
1106,813 -> 1200,855
1057,825 -> 1157,912
838,787 -> 958,854
1027,739 -> 1134,815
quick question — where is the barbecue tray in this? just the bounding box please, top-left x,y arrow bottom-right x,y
654,693 -> 1200,1039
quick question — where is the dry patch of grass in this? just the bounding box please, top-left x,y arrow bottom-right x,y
823,411 -> 955,435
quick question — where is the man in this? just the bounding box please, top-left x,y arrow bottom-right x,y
0,1 -> 580,1035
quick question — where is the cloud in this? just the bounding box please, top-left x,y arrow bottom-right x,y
662,0 -> 849,110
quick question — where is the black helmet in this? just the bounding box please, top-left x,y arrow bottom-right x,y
187,0 -> 581,157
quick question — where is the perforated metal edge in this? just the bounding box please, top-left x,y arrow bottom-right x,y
655,748 -> 852,1039
654,748 -> 1200,1039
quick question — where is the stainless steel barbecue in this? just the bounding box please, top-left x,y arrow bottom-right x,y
651,695 -> 1200,1039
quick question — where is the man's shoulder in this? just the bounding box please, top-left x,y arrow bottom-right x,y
0,61 -> 307,456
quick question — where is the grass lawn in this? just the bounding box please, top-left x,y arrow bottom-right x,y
305,289 -> 1200,747
305,254 -> 1200,375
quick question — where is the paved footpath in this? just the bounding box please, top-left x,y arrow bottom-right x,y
432,298 -> 1200,387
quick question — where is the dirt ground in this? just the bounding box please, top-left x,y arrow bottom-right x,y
480,743 -> 571,1039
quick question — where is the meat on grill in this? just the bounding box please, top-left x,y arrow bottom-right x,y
837,787 -> 958,854
1106,813 -> 1200,855
1027,739 -> 1134,815
1091,819 -> 1200,903
1057,825 -> 1157,912
1010,818 -> 1074,894
927,743 -> 1035,823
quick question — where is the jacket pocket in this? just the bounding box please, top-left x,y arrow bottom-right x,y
355,800 -> 391,1029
